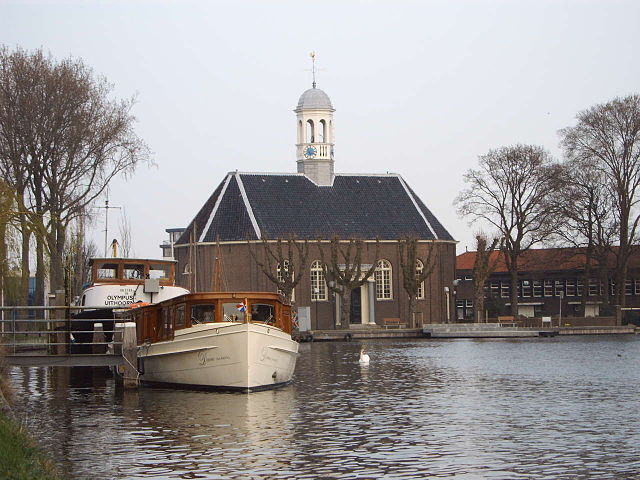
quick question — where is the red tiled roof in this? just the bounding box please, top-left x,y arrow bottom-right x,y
457,247 -> 639,273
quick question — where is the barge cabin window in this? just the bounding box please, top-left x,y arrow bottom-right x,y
191,304 -> 216,324
223,303 -> 245,322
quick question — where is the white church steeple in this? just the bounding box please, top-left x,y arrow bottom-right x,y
295,52 -> 335,186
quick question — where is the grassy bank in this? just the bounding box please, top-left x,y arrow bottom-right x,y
0,412 -> 63,480
0,347 -> 63,480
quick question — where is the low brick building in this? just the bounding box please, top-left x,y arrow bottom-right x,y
456,247 -> 640,321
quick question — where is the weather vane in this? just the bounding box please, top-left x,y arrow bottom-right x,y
310,51 -> 316,88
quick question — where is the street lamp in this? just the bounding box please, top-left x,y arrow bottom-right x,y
444,286 -> 450,323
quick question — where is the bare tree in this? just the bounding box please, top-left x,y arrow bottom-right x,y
318,237 -> 379,329
456,144 -> 560,316
0,46 -> 151,294
248,236 -> 308,303
65,217 -> 97,301
560,94 -> 640,308
550,159 -> 617,311
471,234 -> 502,323
118,208 -> 133,258
398,236 -> 435,327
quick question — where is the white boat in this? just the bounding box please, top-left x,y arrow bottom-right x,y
79,258 -> 189,308
127,292 -> 299,391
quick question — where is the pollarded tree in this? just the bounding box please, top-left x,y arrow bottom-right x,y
248,235 -> 309,304
560,94 -> 640,308
317,237 -> 379,329
456,144 -> 561,316
398,236 -> 435,327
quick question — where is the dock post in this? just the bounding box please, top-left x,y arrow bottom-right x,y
120,322 -> 138,388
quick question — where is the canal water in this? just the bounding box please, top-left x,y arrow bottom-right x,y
8,336 -> 640,479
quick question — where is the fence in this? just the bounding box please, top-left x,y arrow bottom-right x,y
0,305 -> 123,356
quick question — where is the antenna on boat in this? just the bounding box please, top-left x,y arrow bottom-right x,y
94,195 -> 121,257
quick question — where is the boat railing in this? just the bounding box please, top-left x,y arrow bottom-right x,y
0,305 -> 124,356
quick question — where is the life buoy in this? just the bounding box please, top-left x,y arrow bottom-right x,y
128,301 -> 150,309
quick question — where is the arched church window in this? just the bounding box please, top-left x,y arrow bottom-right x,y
375,259 -> 392,300
277,261 -> 295,302
416,259 -> 425,300
306,119 -> 315,143
319,119 -> 326,143
310,260 -> 327,301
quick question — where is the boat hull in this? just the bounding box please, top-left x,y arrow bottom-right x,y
137,322 -> 298,391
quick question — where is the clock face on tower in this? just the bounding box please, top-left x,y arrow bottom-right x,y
304,146 -> 317,158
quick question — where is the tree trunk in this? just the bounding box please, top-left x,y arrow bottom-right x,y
19,216 -> 30,306
35,237 -> 45,306
340,290 -> 351,329
408,296 -> 417,328
509,266 -> 518,317
476,290 -> 485,323
48,221 -> 66,293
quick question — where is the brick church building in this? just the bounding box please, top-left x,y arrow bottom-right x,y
173,82 -> 456,329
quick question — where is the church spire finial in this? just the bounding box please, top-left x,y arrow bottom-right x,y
310,51 -> 316,88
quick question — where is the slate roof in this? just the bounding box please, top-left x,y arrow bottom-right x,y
177,173 -> 455,244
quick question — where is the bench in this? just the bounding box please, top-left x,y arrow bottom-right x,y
383,318 -> 405,329
497,315 -> 518,327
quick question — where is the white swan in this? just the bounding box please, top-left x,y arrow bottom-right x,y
359,348 -> 370,365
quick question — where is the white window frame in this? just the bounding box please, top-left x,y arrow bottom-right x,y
375,259 -> 393,300
532,280 -> 542,297
277,261 -> 295,302
566,279 -> 575,297
543,280 -> 553,297
310,260 -> 327,301
500,281 -> 510,298
416,259 -> 425,300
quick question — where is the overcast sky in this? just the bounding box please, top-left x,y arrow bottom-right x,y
2,0 -> 639,258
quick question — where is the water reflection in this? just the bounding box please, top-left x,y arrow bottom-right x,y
9,336 -> 640,479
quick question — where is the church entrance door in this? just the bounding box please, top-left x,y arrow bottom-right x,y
350,287 -> 362,324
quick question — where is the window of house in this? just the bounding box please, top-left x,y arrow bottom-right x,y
500,281 -> 510,298
566,279 -> 576,297
577,280 -> 584,297
490,282 -> 499,297
310,260 -> 327,301
635,280 -> 640,296
416,259 -> 425,300
375,259 -> 393,300
456,300 -> 464,320
609,280 -> 616,296
464,275 -> 473,281
554,280 -> 565,297
465,300 -> 474,319
544,280 -> 553,297
532,280 -> 542,297
625,279 -> 633,296
521,280 -> 531,298
277,261 -> 295,302
588,278 -> 599,296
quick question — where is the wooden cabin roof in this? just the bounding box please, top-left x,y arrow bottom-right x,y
177,172 -> 454,243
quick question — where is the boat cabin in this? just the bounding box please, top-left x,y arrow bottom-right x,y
127,292 -> 293,346
89,258 -> 177,286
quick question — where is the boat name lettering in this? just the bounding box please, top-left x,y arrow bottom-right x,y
197,351 -> 230,365
104,294 -> 135,306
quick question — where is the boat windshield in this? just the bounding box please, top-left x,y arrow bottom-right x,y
251,303 -> 275,324
124,264 -> 145,280
191,304 -> 215,324
149,264 -> 169,280
222,303 -> 246,322
97,263 -> 118,279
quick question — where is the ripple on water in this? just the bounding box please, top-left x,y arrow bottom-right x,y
8,336 -> 640,479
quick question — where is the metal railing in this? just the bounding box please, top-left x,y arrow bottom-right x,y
0,305 -> 124,356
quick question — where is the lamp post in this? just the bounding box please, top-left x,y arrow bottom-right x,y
444,286 -> 450,323
313,287 -> 319,327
